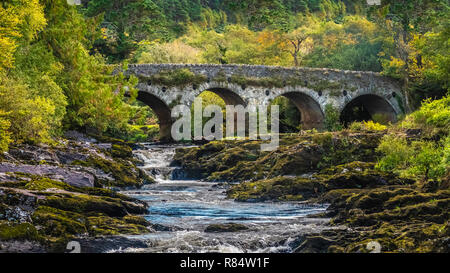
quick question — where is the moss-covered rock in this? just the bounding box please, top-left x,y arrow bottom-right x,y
24,177 -> 72,191
0,221 -> 41,241
86,214 -> 150,236
227,161 -> 414,202
296,220 -> 449,253
31,206 -> 87,238
171,129 -> 449,253
1,175 -> 152,249
227,176 -> 325,202
174,132 -> 385,182
31,206 -> 151,238
110,144 -> 133,159
38,192 -> 147,217
73,155 -> 154,188
0,133 -> 156,252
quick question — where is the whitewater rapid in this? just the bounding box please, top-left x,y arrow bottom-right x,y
116,144 -> 330,253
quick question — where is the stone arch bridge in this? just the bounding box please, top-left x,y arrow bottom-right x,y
125,64 -> 404,140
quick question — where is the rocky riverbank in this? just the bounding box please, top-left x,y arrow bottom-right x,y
0,132 -> 155,253
1,129 -> 448,253
173,130 -> 449,253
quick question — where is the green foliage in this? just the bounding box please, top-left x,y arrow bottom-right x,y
12,41 -> 68,137
0,111 -> 11,152
303,16 -> 390,71
0,75 -> 57,144
38,1 -> 139,137
0,222 -> 40,241
371,113 -> 392,125
135,40 -> 204,64
85,0 -> 171,62
135,14 -> 389,70
190,91 -> 226,134
401,96 -> 450,137
312,132 -> 334,147
376,135 -> 448,181
370,0 -> 449,108
376,135 -> 414,172
0,0 -> 47,72
123,124 -> 159,142
270,97 -> 301,133
378,96 -> 450,180
406,141 -> 447,180
0,0 -> 149,149
324,104 -> 343,131
0,0 -> 65,146
349,120 -> 387,132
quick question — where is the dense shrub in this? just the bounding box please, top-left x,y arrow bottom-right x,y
0,75 -> 56,144
324,104 -> 343,132
376,134 -> 449,181
349,120 -> 387,131
0,111 -> 11,152
401,96 -> 450,136
135,40 -> 204,64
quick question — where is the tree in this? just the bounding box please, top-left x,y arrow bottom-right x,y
285,24 -> 316,66
37,0 -> 139,135
223,0 -> 291,30
0,111 -> 11,152
135,40 -> 204,64
368,0 -> 448,111
85,0 -> 169,61
0,0 -> 46,71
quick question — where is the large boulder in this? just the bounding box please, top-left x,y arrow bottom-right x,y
0,163 -> 95,188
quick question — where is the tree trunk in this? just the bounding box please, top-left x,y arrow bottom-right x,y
293,53 -> 298,67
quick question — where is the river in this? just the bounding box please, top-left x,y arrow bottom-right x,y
113,144 -> 329,253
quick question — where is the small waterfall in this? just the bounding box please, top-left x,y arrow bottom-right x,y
134,144 -> 191,183
116,144 -> 330,253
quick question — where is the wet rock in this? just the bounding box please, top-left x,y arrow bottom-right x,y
0,188 -> 39,222
8,145 -> 60,164
171,168 -> 190,180
75,236 -> 149,253
174,132 -> 385,182
94,143 -> 112,151
0,240 -> 46,253
150,223 -> 182,232
227,161 -> 415,202
39,193 -> 147,218
0,222 -> 41,243
64,130 -> 98,143
55,150 -> 89,165
204,223 -> 249,233
0,173 -> 19,183
294,229 -> 361,253
294,235 -> 336,253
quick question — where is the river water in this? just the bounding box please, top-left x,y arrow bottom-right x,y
116,144 -> 329,253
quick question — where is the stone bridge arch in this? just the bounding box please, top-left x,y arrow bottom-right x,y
267,89 -> 325,129
340,93 -> 400,125
126,64 -> 405,140
135,81 -> 248,141
136,91 -> 172,141
182,81 -> 248,108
